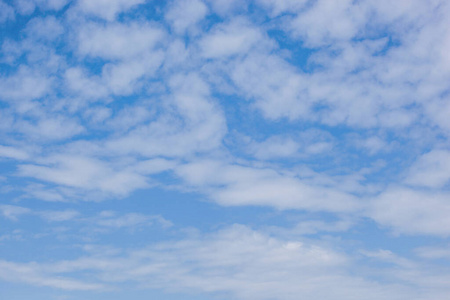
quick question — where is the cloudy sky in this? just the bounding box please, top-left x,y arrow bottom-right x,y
1,0 -> 450,299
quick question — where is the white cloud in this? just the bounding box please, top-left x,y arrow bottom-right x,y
0,66 -> 53,103
415,245 -> 450,260
0,205 -> 31,221
0,1 -> 15,23
256,0 -> 308,16
1,2 -> 450,298
0,225 -> 443,299
13,0 -> 69,15
104,104 -> 152,132
247,135 -> 300,159
77,21 -> 165,60
405,150 -> 450,188
205,0 -> 245,16
352,135 -> 389,155
288,0 -> 367,47
0,145 -> 30,160
23,183 -> 68,202
13,0 -> 37,15
105,73 -> 227,158
268,218 -> 354,236
76,0 -> 145,21
369,187 -> 450,236
245,129 -> 334,159
231,53 -> 309,121
96,212 -> 172,229
18,155 -> 149,197
24,16 -> 64,41
199,18 -> 267,59
0,260 -> 104,290
71,21 -> 166,96
38,210 -> 79,222
165,0 -> 208,34
217,0 -> 450,137
102,53 -> 165,95
175,160 -> 360,212
17,114 -> 84,141
64,67 -> 109,100
361,249 -> 416,269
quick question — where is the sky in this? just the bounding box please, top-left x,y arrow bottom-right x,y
1,0 -> 450,299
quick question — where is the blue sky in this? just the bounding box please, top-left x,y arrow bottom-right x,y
1,0 -> 450,299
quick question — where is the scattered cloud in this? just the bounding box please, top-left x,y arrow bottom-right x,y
1,0 -> 450,299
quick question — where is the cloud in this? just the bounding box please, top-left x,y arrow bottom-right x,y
404,150 -> 450,188
1,1 -> 450,298
76,21 -> 165,60
256,0 -> 308,16
95,211 -> 172,229
14,0 -> 69,14
0,66 -> 53,102
205,0 -> 245,16
18,155 -> 149,197
0,1 -> 15,23
17,114 -> 84,141
70,21 -> 166,96
165,0 -> 208,34
24,15 -> 64,41
415,245 -> 450,260
247,135 -> 300,159
0,205 -> 31,221
245,129 -> 334,159
369,187 -> 450,236
0,260 -> 104,290
0,145 -> 30,160
76,0 -> 145,21
1,225 -> 446,299
288,0 -> 367,47
199,18 -> 268,59
38,210 -> 80,222
175,160 -> 360,212
105,73 -> 227,157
